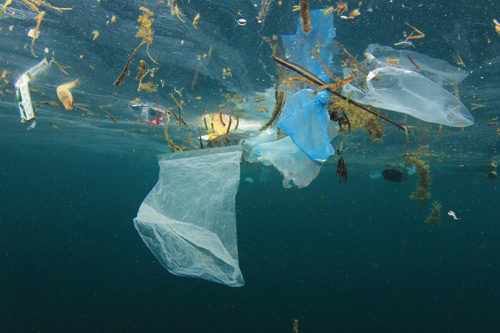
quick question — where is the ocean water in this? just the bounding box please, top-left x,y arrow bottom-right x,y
1,0 -> 499,332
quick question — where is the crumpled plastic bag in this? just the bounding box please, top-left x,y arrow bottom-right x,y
246,136 -> 322,189
278,90 -> 335,162
342,66 -> 474,127
365,44 -> 468,85
133,146 -> 244,287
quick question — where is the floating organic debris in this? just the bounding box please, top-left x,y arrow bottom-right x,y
259,89 -> 285,131
300,0 -> 311,33
405,154 -> 431,207
256,0 -> 273,24
48,121 -> 64,133
0,0 -> 13,15
192,13 -> 200,29
114,7 -> 155,87
50,58 -> 69,75
136,60 -> 146,80
56,79 -> 79,111
425,201 -> 442,228
29,11 -> 45,57
336,151 -> 348,183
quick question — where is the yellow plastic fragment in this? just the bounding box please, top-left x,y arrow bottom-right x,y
92,30 -> 99,40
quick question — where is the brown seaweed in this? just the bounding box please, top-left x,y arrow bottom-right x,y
405,154 -> 431,207
425,201 -> 441,228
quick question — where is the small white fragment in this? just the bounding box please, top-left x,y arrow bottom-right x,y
237,18 -> 247,26
448,210 -> 460,221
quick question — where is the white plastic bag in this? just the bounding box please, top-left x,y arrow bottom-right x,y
134,146 -> 244,287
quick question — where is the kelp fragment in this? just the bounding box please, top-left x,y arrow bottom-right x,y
425,201 -> 442,228
405,154 -> 431,207
300,0 -> 311,33
56,78 -> 79,111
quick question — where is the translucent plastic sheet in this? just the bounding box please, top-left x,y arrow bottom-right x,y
133,146 -> 244,287
246,136 -> 321,189
281,9 -> 336,82
278,90 -> 334,162
342,66 -> 474,127
365,44 -> 468,85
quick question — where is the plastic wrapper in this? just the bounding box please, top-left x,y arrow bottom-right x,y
342,66 -> 474,127
365,44 -> 468,85
14,58 -> 50,128
134,146 -> 244,287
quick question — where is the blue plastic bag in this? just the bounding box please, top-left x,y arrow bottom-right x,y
278,90 -> 334,162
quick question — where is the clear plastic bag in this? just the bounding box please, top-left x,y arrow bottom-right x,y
247,136 -> 321,189
134,146 -> 244,287
342,66 -> 474,127
365,44 -> 468,85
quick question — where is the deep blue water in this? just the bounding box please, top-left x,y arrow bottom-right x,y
1,0 -> 500,332
1,142 -> 499,332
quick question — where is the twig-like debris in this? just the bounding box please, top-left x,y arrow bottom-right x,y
272,55 -> 406,132
259,88 -> 285,131
407,54 -> 420,70
163,119 -> 182,152
114,41 -> 145,87
136,60 -> 146,80
99,107 -> 118,124
300,0 -> 311,33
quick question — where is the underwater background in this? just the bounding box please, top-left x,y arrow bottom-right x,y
1,0 -> 499,332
